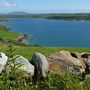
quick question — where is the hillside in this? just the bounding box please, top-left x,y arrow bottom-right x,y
0,18 -> 6,21
0,25 -> 27,46
1,12 -> 90,20
8,11 -> 30,15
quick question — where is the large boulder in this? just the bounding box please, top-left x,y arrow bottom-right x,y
14,55 -> 34,77
0,53 -> 8,73
48,51 -> 85,75
31,53 -> 49,79
81,53 -> 90,74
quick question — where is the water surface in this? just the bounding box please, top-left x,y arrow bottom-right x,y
1,18 -> 90,47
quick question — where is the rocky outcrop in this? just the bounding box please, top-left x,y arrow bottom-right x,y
1,51 -> 90,79
31,53 -> 49,79
80,53 -> 90,74
16,33 -> 28,42
14,55 -> 34,77
48,51 -> 85,75
0,53 -> 8,73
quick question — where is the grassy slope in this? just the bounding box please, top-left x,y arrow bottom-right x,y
0,30 -> 20,40
0,25 -> 23,46
15,47 -> 90,59
0,25 -> 20,40
0,25 -> 9,31
0,44 -> 90,59
0,18 -> 6,21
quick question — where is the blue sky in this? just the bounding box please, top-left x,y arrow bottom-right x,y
0,0 -> 90,13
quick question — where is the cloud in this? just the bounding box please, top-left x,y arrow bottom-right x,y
3,1 -> 16,8
0,1 -> 16,8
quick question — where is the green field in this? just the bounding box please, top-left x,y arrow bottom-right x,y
0,18 -> 6,21
0,26 -> 20,40
0,25 -> 26,46
0,31 -> 20,40
0,44 -> 90,59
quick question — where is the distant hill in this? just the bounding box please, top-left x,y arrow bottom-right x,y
1,12 -> 90,20
7,11 -> 30,15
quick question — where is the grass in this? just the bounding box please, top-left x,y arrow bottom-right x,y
0,30 -> 20,40
0,44 -> 90,90
0,25 -> 27,46
0,44 -> 90,59
0,25 -> 9,31
0,25 -> 20,39
0,18 -> 6,21
0,45 -> 88,90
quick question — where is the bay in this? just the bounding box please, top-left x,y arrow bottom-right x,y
0,18 -> 90,47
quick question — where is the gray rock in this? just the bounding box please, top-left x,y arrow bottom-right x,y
0,53 -> 8,73
31,53 -> 49,79
81,53 -> 90,74
48,51 -> 85,75
15,55 -> 34,77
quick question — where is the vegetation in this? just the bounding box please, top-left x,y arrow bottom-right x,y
0,25 -> 28,46
1,13 -> 90,20
0,18 -> 6,21
0,25 -> 10,31
46,13 -> 90,20
0,45 -> 89,90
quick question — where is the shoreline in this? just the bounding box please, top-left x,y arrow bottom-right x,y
5,17 -> 90,21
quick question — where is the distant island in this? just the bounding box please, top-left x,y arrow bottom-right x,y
1,12 -> 90,20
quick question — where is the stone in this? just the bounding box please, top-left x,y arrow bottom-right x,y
80,53 -> 90,74
31,53 -> 49,79
0,53 -> 8,73
48,51 -> 85,75
14,55 -> 34,77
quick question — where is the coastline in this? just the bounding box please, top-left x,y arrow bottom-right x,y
0,24 -> 29,46
1,13 -> 90,21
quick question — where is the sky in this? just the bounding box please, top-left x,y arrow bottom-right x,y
0,0 -> 90,13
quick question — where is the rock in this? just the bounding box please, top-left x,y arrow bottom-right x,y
48,51 -> 85,75
31,53 -> 49,79
16,33 -> 28,42
0,53 -> 8,73
80,53 -> 90,74
71,52 -> 78,58
14,55 -> 34,77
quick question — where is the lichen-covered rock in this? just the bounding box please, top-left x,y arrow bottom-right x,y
48,51 -> 85,75
0,53 -> 8,73
31,53 -> 49,79
15,55 -> 34,77
81,53 -> 90,74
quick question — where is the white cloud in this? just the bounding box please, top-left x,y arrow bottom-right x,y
4,2 -> 16,7
0,1 -> 16,8
3,1 -> 16,7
